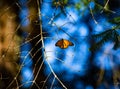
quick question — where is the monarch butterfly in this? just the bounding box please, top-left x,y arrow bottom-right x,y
55,39 -> 74,49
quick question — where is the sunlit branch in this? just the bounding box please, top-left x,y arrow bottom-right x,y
36,0 -> 68,88
6,38 -> 42,89
101,0 -> 109,13
30,58 -> 44,87
50,77 -> 55,89
89,6 -> 98,24
46,60 -> 67,89
18,81 -> 33,88
41,72 -> 51,89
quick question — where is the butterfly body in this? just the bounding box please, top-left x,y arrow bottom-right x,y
55,39 -> 74,49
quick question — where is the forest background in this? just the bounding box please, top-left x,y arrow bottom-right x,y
0,0 -> 120,89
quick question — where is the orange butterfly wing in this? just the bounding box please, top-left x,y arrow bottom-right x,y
55,39 -> 74,49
